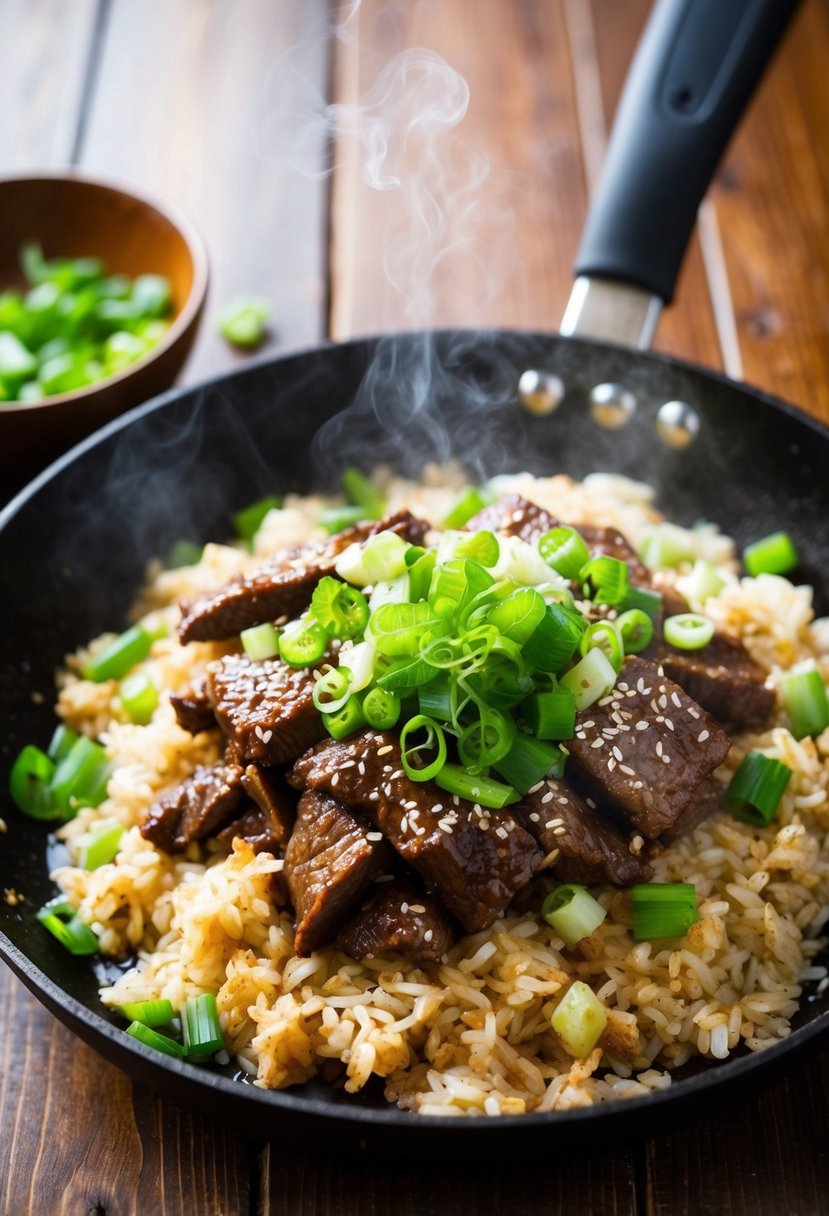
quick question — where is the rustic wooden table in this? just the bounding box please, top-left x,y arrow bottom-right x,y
3,1 -> 829,1212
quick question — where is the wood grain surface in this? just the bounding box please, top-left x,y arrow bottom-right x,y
3,1 -> 829,1213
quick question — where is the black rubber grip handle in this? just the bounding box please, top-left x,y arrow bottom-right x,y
574,0 -> 801,303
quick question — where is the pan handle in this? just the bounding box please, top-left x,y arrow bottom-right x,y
562,0 -> 801,348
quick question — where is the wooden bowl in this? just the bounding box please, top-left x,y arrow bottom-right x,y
0,174 -> 208,481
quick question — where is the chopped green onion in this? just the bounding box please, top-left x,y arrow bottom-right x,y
429,557 -> 494,620
487,587 -> 546,645
579,556 -> 629,606
551,980 -> 607,1057
217,295 -> 271,348
82,624 -> 153,682
376,655 -> 437,691
119,671 -> 159,724
538,527 -> 590,581
312,667 -> 352,714
278,620 -> 327,667
442,485 -> 495,529
579,620 -> 624,672
241,622 -> 281,661
560,649 -> 617,710
458,707 -> 515,769
322,696 -> 366,740
232,495 -> 282,543
743,530 -> 799,577
119,998 -> 176,1027
631,883 -> 699,940
37,898 -> 99,955
781,669 -> 829,740
521,687 -> 576,740
47,723 -> 79,763
663,613 -> 715,651
78,820 -> 124,870
367,601 -> 438,657
542,885 -> 607,948
439,529 -> 500,568
182,993 -> 225,1056
407,550 -> 437,602
615,608 -> 654,654
362,686 -> 401,730
617,584 -> 662,622
368,575 -> 410,612
523,603 -> 586,672
725,751 -> 792,826
9,745 -> 56,819
165,539 -> 204,569
399,715 -> 447,782
341,467 -> 386,519
335,531 -> 411,586
318,504 -> 368,534
494,734 -> 563,795
435,763 -> 519,809
311,577 -> 370,639
681,559 -> 725,603
126,1020 -> 186,1058
339,641 -> 375,693
50,736 -> 111,820
639,526 -> 693,570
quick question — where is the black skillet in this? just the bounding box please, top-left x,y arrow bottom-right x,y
0,0 -> 824,1152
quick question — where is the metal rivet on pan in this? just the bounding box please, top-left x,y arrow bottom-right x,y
589,383 -> 636,428
655,400 -> 700,448
518,369 -> 564,415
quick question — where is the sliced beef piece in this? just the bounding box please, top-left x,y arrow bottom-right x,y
644,631 -> 774,731
141,762 -> 245,851
575,523 -> 651,586
660,776 -> 723,844
465,493 -> 559,544
170,677 -> 216,734
567,656 -> 731,839
240,764 -> 296,847
216,803 -> 284,855
516,778 -> 653,886
288,732 -> 543,933
336,880 -> 455,961
179,509 -> 429,643
283,790 -> 393,956
206,654 -> 327,765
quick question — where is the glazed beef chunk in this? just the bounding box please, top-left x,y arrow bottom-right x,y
141,762 -> 245,851
645,631 -> 774,731
283,790 -> 393,955
516,778 -> 653,886
660,776 -> 723,844
466,494 -> 558,544
336,881 -> 455,961
206,654 -> 327,765
567,656 -> 731,839
288,732 -> 543,933
179,510 -> 429,643
240,764 -> 296,846
170,678 -> 216,735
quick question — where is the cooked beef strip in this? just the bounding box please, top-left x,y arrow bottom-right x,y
567,656 -> 731,839
288,731 -> 543,933
170,677 -> 216,735
575,523 -> 651,586
515,777 -> 653,886
283,790 -> 394,956
141,762 -> 245,851
659,776 -> 723,844
179,509 -> 429,643
465,493 -> 558,544
336,880 -> 455,961
206,654 -> 327,765
216,803 -> 285,855
643,631 -> 774,731
240,764 -> 296,847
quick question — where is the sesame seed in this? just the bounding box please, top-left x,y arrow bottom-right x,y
665,718 -> 675,731
401,902 -> 409,913
698,729 -> 710,742
620,764 -> 636,777
541,791 -> 554,804
553,826 -> 567,836
688,707 -> 700,719
369,791 -> 380,801
608,757 -> 617,771
331,772 -> 340,786
591,738 -> 604,749
400,817 -> 408,832
529,812 -> 540,823
377,744 -> 393,756
586,798 -> 597,810
496,826 -> 508,840
433,804 -> 443,814
662,754 -> 671,765
528,781 -> 545,795
358,762 -> 366,775
636,721 -> 649,731
558,796 -> 569,805
366,831 -> 383,841
424,929 -> 434,943
391,770 -> 404,780
658,694 -> 668,709
671,691 -> 682,708
612,745 -> 623,761
655,741 -> 663,757
262,729 -> 273,743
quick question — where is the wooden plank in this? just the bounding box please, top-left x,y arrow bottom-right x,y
0,0 -> 96,171
0,968 -> 251,1215
329,0 -> 589,337
79,0 -> 331,383
263,1141 -> 638,1216
709,0 -> 829,421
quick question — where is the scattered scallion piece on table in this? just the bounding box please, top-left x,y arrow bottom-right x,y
743,530 -> 799,577
78,820 -> 124,870
119,998 -> 176,1027
551,980 -> 608,1057
780,669 -> 829,740
241,622 -> 281,662
182,993 -> 225,1056
542,885 -> 607,948
663,613 -> 715,651
37,898 -> 99,955
126,1021 -> 187,1058
631,883 -> 699,941
725,751 -> 792,826
217,296 -> 271,348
